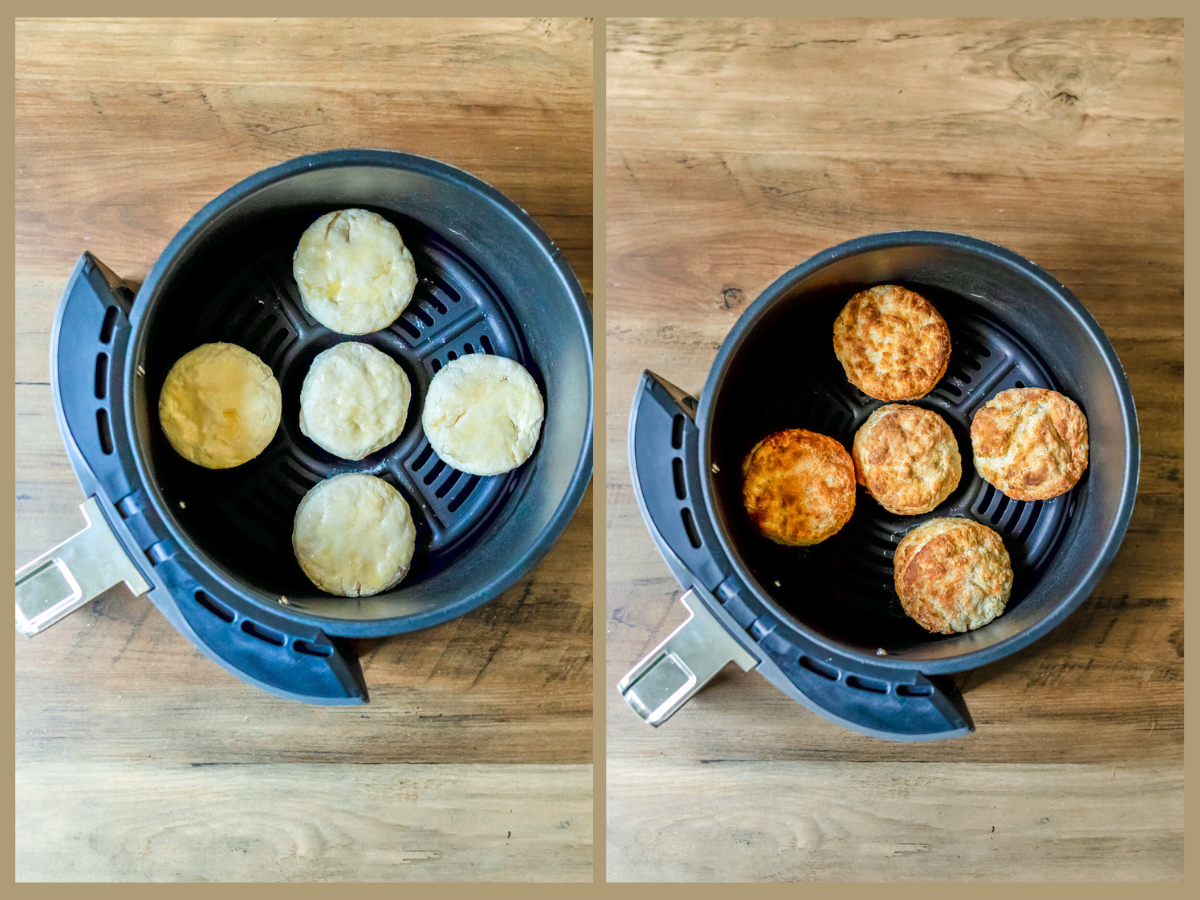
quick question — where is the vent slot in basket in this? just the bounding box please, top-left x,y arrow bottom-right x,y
435,469 -> 462,499
95,409 -> 114,455
680,507 -> 702,549
99,305 -> 118,343
447,476 -> 480,513
846,675 -> 888,694
241,619 -> 285,647
195,590 -> 234,623
94,354 -> 108,400
672,458 -> 686,500
799,656 -> 838,681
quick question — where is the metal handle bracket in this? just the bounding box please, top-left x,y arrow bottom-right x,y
618,590 -> 757,726
15,497 -> 150,637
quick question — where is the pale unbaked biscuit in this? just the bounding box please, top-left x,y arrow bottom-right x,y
970,387 -> 1089,501
741,429 -> 857,547
893,517 -> 1013,634
852,404 -> 961,515
299,342 -> 412,460
293,208 -> 418,335
158,342 -> 281,469
832,284 -> 951,401
292,474 -> 417,597
422,355 -> 544,476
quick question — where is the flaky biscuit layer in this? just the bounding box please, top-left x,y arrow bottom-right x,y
833,284 -> 951,401
893,517 -> 1013,634
741,429 -> 856,546
971,387 -> 1088,501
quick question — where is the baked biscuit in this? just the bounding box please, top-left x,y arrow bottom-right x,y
832,285 -> 951,401
300,341 -> 412,460
158,342 -> 281,469
853,404 -> 961,515
971,387 -> 1088,501
292,474 -> 417,597
293,208 -> 418,335
422,354 -> 544,476
893,517 -> 1013,634
741,429 -> 856,546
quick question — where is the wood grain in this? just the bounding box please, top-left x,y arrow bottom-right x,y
15,17 -> 592,882
17,761 -> 592,882
606,761 -> 1181,882
605,17 -> 1181,880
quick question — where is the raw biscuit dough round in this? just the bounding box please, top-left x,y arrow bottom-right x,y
158,342 -> 281,469
300,341 -> 412,460
293,208 -> 418,335
292,473 -> 417,597
422,354 -> 544,476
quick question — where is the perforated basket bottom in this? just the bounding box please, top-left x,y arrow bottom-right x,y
713,284 -> 1079,648
147,207 -> 538,596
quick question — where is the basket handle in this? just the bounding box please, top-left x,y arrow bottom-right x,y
618,590 -> 756,726
15,497 -> 150,636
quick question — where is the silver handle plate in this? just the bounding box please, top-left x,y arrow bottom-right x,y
15,497 -> 150,637
618,590 -> 757,726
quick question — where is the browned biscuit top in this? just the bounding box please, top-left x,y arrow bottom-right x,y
893,517 -> 1013,634
741,428 -> 856,547
852,404 -> 961,515
970,387 -> 1088,501
832,284 -> 951,401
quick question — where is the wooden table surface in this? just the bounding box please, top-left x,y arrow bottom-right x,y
605,18 -> 1182,882
15,18 -> 593,882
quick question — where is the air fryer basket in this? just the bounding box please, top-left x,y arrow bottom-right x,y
16,150 -> 593,704
622,232 -> 1137,739
710,286 -> 1076,653
129,154 -> 592,633
141,206 -> 535,606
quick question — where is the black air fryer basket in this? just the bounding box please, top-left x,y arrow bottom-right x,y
620,232 -> 1137,740
16,150 -> 593,704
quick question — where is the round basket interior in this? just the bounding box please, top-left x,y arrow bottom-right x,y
128,155 -> 592,627
703,237 -> 1136,669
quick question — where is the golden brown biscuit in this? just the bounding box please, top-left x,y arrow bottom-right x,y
893,517 -> 1013,634
970,387 -> 1088,501
853,404 -> 961,515
832,285 -> 951,401
741,429 -> 856,546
